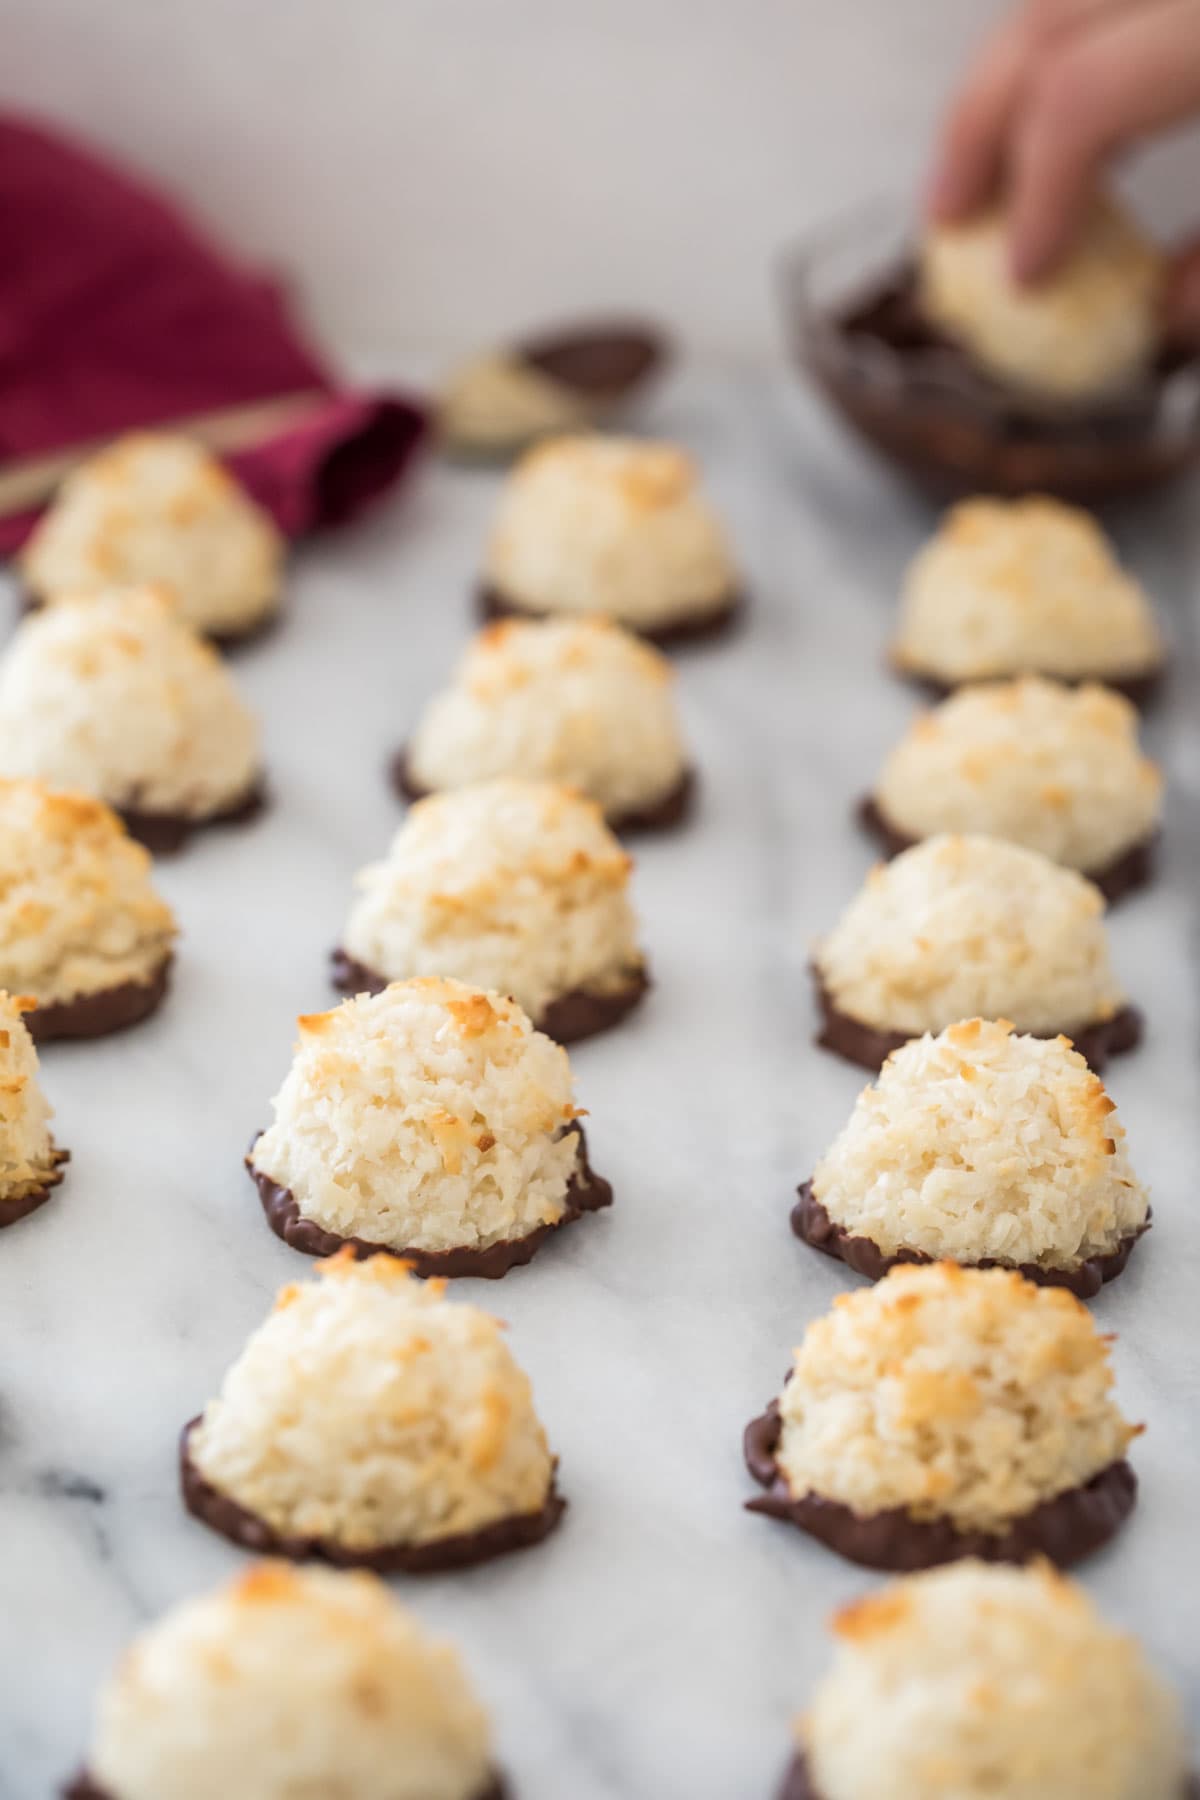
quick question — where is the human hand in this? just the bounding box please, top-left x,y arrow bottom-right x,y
927,0 -> 1200,332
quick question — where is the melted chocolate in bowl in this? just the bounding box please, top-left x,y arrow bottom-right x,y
799,259 -> 1200,501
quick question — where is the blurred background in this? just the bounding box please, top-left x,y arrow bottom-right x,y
6,0 -> 1200,365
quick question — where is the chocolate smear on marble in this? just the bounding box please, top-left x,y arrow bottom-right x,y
811,968 -> 1142,1075
857,795 -> 1158,902
391,749 -> 696,836
118,781 -> 266,856
744,1398 -> 1136,1571
476,581 -> 745,649
331,947 -> 649,1045
27,957 -> 172,1042
0,1144 -> 68,1230
792,1180 -> 1150,1300
180,1416 -> 565,1574
247,1121 -> 612,1277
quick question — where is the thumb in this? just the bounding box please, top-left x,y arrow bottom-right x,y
1162,236 -> 1200,347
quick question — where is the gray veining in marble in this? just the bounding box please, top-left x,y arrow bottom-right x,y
1,367 -> 1197,1799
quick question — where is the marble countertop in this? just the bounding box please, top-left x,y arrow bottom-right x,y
2,367 -> 1198,1799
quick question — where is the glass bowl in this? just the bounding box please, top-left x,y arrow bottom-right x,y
777,198 -> 1200,502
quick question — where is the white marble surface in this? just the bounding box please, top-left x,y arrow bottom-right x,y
1,368 -> 1198,1798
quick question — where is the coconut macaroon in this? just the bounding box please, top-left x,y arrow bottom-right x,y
919,191 -> 1163,403
21,431 -> 284,643
181,1252 -> 564,1569
782,1561 -> 1190,1800
744,1262 -> 1139,1570
66,1562 -> 504,1800
794,1020 -> 1150,1296
891,497 -> 1165,694
335,780 -> 648,1042
248,977 -> 611,1274
440,350 -> 595,457
813,835 -> 1139,1073
0,782 -> 176,1039
397,617 -> 693,831
864,678 -> 1163,899
481,435 -> 739,641
0,992 -> 68,1229
0,587 -> 263,853
438,319 -> 666,460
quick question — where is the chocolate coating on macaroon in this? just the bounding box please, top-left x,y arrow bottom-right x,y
68,1781 -> 510,1800
792,1181 -> 1150,1299
25,961 -> 172,1043
477,582 -> 744,649
119,780 -> 266,855
775,1753 -> 1200,1800
813,969 -> 1142,1074
393,747 -> 696,837
744,1400 -> 1137,1572
249,1121 -> 612,1277
0,1145 -> 69,1230
858,796 -> 1158,904
331,948 -> 649,1047
180,1418 -> 565,1574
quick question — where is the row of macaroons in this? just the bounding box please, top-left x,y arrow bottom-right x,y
0,569 -> 1169,870
0,971 -> 1158,1562
0,947 -> 1155,1288
0,748 -> 1152,1067
15,426 -> 744,648
0,614 -> 1162,1046
13,416 -> 1171,690
62,1554 -> 1194,1800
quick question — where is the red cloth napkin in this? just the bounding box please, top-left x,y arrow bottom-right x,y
0,114 -> 427,554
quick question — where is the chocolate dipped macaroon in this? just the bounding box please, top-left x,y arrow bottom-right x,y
813,835 -> 1140,1072
248,977 -> 610,1274
181,1251 -> 564,1571
0,990 -> 69,1229
890,497 -> 1165,698
65,1561 -> 509,1799
920,192 -> 1163,406
0,587 -> 264,853
0,782 -> 176,1038
335,779 -> 647,1043
21,431 -> 285,646
744,1262 -> 1139,1571
480,435 -> 740,643
396,617 -> 694,834
438,317 -> 665,461
863,678 -> 1162,900
777,1560 -> 1192,1800
794,1019 -> 1150,1296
